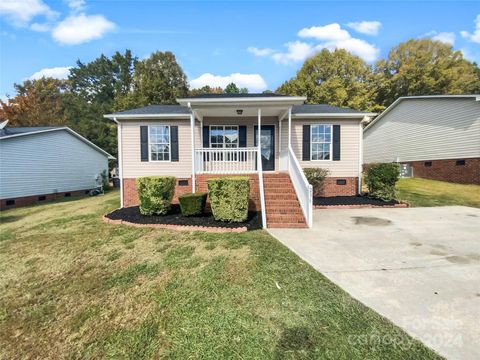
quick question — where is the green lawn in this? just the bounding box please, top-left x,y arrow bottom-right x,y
397,178 -> 480,208
0,191 -> 440,359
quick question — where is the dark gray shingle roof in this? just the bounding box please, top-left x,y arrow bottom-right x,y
292,104 -> 365,114
0,126 -> 62,138
113,105 -> 191,116
184,93 -> 286,99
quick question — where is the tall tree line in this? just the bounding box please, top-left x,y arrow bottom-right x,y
1,39 -> 479,158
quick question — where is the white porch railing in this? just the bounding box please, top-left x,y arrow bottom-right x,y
288,146 -> 313,228
194,147 -> 258,174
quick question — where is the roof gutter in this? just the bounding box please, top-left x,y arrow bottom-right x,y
104,113 -> 191,120
293,113 -> 377,118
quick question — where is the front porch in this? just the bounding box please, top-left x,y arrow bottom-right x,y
178,96 -> 313,229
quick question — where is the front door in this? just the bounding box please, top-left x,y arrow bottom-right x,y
254,125 -> 275,171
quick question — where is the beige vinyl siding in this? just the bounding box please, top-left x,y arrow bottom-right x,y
281,118 -> 362,177
0,130 -> 108,199
201,116 -> 280,169
363,98 -> 480,164
121,119 -> 199,178
121,116 -> 361,178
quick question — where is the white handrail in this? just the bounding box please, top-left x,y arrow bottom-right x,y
288,146 -> 313,228
194,147 -> 258,174
257,147 -> 267,229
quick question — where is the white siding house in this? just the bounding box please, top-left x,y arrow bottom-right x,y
0,126 -> 114,209
363,95 -> 480,184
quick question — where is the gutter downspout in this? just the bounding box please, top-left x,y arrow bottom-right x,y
188,102 -> 196,192
113,117 -> 124,208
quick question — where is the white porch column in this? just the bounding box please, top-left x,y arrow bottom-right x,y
288,107 -> 292,148
257,108 -> 267,229
189,102 -> 196,192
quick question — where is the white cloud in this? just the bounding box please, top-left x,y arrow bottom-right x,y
432,32 -> 456,45
247,47 -> 275,57
30,22 -> 51,32
318,38 -> 379,62
66,0 -> 86,12
0,0 -> 57,26
461,14 -> 480,43
52,13 -> 115,45
272,41 -> 316,64
29,66 -> 72,80
347,21 -> 381,35
254,23 -> 380,64
298,23 -> 350,41
190,73 -> 268,92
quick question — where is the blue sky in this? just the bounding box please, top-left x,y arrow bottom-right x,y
1,0 -> 479,99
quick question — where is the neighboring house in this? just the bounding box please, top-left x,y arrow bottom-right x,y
363,95 -> 480,185
105,93 -> 374,228
0,125 -> 115,210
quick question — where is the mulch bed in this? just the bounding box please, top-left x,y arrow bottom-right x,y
314,196 -> 408,209
104,204 -> 262,232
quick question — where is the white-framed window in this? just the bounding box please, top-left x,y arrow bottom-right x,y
149,125 -> 170,161
210,125 -> 239,148
311,124 -> 332,161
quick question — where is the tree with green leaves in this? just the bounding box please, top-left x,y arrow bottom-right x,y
374,39 -> 480,107
65,49 -> 137,156
118,51 -> 189,108
0,77 -> 67,127
188,85 -> 224,96
224,83 -> 248,94
277,49 -> 376,111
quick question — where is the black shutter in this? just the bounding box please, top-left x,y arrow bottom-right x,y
239,126 -> 247,147
170,126 -> 179,162
332,125 -> 341,161
239,126 -> 247,161
140,126 -> 148,161
302,125 -> 310,161
202,126 -> 210,148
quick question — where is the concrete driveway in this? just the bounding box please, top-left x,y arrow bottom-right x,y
268,206 -> 480,360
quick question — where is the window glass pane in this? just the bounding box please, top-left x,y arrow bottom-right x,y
149,126 -> 170,161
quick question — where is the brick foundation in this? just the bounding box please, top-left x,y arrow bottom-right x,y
404,158 -> 480,185
123,174 -> 260,210
317,177 -> 358,197
0,189 -> 91,210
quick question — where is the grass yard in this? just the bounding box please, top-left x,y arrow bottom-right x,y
0,191 -> 441,359
397,178 -> 480,208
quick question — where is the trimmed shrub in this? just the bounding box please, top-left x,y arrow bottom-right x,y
179,192 -> 207,216
136,176 -> 176,215
364,163 -> 400,201
207,177 -> 250,222
304,168 -> 330,196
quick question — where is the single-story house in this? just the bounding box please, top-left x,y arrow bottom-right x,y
104,93 -> 375,228
363,95 -> 480,184
0,125 -> 115,210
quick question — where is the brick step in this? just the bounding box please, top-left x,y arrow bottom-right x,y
265,199 -> 300,206
262,187 -> 296,193
266,214 -> 306,222
264,195 -> 298,202
267,223 -> 308,229
266,207 -> 303,214
263,173 -> 290,178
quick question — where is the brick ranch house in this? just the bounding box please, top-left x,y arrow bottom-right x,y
363,95 -> 480,185
105,94 -> 375,228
